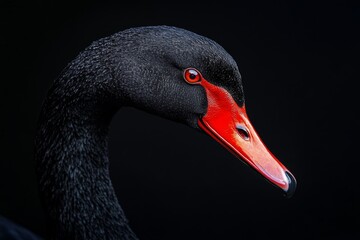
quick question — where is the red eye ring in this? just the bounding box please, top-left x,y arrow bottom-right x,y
183,68 -> 202,84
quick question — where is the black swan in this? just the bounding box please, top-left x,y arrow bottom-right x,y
1,26 -> 296,240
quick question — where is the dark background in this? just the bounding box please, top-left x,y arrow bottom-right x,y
1,1 -> 359,239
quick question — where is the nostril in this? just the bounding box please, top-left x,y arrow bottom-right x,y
236,125 -> 249,140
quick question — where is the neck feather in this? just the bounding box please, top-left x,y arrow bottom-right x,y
35,85 -> 138,240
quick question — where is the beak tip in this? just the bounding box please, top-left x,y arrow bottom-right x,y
284,171 -> 297,198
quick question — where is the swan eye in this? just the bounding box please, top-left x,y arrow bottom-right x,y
183,68 -> 202,84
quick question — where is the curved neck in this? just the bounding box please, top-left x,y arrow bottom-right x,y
36,88 -> 138,239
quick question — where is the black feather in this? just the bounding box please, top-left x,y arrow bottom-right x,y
0,217 -> 41,240
34,26 -> 244,239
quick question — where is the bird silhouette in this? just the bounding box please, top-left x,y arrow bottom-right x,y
1,26 -> 296,240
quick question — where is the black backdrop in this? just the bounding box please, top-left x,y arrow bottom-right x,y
1,1 -> 359,239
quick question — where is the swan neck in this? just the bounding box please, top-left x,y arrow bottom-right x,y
36,99 -> 137,239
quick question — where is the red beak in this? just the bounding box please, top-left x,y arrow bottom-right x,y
198,78 -> 296,197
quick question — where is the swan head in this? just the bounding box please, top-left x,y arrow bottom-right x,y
92,26 -> 296,196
